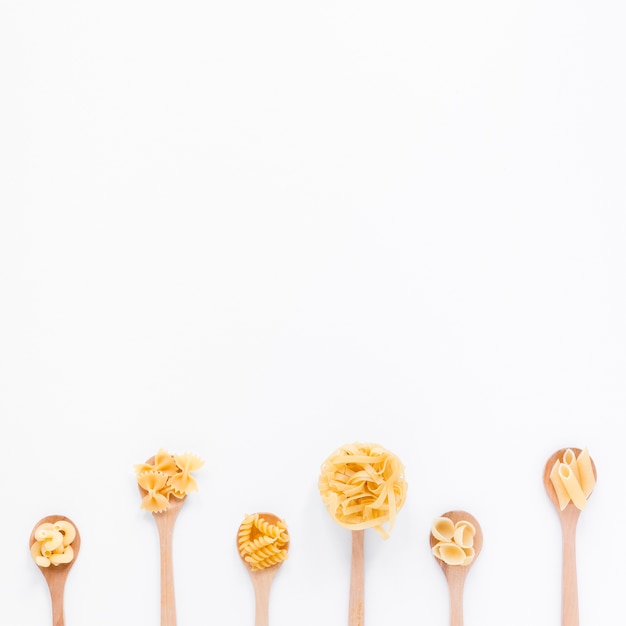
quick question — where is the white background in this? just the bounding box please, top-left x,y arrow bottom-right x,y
1,1 -> 625,625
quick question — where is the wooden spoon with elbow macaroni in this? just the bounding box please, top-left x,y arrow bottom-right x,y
237,512 -> 290,626
29,514 -> 81,626
430,510 -> 483,626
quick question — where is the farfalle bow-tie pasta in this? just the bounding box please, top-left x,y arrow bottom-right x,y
549,448 -> 596,511
30,520 -> 76,568
318,442 -> 408,539
237,513 -> 290,571
135,448 -> 204,513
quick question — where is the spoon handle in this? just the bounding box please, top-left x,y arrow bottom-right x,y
561,518 -> 579,626
155,515 -> 177,626
48,575 -> 68,626
349,530 -> 365,626
251,569 -> 277,626
446,568 -> 467,626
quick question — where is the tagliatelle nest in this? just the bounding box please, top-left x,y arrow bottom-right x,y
318,442 -> 407,539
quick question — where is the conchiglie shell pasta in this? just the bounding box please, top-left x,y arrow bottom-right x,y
432,517 -> 455,542
453,521 -> 475,549
432,542 -> 466,566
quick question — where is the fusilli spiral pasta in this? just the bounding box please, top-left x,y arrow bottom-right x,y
237,513 -> 290,571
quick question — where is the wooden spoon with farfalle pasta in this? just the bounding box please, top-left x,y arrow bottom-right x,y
136,450 -> 204,626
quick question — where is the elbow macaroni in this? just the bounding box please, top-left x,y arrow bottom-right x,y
237,513 -> 289,571
135,448 -> 204,513
30,520 -> 76,568
318,442 -> 407,539
549,448 -> 596,511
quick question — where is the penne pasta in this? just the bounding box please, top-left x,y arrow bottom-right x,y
549,447 -> 596,511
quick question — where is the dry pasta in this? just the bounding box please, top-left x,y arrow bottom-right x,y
431,516 -> 476,566
237,513 -> 290,571
549,448 -> 596,511
135,448 -> 204,513
318,442 -> 408,539
30,520 -> 76,568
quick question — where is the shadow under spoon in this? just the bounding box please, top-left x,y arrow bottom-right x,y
430,510 -> 483,626
543,448 -> 596,626
30,514 -> 81,626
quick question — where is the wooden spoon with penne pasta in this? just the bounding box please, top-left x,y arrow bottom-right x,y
29,514 -> 81,626
543,447 -> 597,626
430,510 -> 483,626
237,512 -> 290,626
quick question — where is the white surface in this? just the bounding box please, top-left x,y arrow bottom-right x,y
1,1 -> 625,625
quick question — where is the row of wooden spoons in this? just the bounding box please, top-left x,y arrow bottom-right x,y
29,447 -> 594,626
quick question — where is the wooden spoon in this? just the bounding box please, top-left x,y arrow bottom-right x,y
29,514 -> 81,626
138,456 -> 186,626
543,448 -> 596,626
237,512 -> 289,626
430,510 -> 483,626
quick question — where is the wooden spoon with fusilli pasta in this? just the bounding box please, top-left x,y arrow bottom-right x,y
237,512 -> 290,626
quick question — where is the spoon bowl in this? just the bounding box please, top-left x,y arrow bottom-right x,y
29,514 -> 81,626
543,447 -> 596,626
237,512 -> 289,626
430,510 -> 483,626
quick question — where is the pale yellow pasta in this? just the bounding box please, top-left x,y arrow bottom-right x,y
136,449 -> 204,513
550,460 -> 571,510
431,516 -> 476,566
453,521 -> 475,549
49,546 -> 74,566
461,546 -> 475,565
558,463 -> 588,510
563,448 -> 581,484
576,448 -> 596,497
237,513 -> 290,571
54,520 -> 76,546
549,448 -> 595,511
432,517 -> 455,542
318,442 -> 408,539
170,453 -> 204,494
137,471 -> 170,513
30,520 -> 76,568
432,542 -> 466,565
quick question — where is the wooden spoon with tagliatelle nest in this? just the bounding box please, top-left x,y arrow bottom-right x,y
29,514 -> 81,626
135,449 -> 204,626
430,510 -> 483,626
318,442 -> 408,626
543,447 -> 596,626
237,512 -> 290,626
